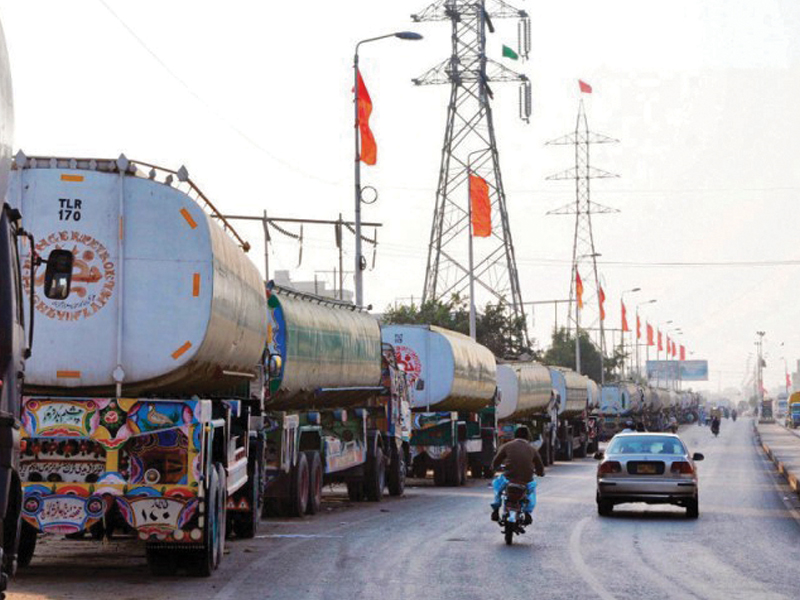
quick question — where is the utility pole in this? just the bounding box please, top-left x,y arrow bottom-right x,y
547,87 -> 619,384
412,0 -> 532,344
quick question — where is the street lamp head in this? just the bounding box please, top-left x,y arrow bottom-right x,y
630,287 -> 641,292
395,31 -> 423,40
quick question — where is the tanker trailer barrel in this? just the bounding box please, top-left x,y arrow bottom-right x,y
381,324 -> 496,485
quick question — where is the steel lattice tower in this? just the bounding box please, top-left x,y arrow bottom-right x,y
546,97 -> 619,364
412,0 -> 531,336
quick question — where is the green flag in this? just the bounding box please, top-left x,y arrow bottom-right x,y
502,45 -> 518,60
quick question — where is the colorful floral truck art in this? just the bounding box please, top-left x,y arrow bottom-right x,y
21,398 -> 199,533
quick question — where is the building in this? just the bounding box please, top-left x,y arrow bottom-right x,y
272,269 -> 354,304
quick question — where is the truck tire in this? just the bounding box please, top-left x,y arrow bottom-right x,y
17,522 -> 37,569
562,438 -> 574,462
574,438 -> 587,459
188,464 -> 221,576
445,444 -> 461,487
305,451 -> 323,515
458,442 -> 468,485
433,463 -> 447,486
387,445 -> 406,497
283,453 -> 309,517
364,447 -> 385,502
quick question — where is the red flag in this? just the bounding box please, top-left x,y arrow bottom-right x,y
666,336 -> 671,356
637,315 -> 641,339
680,345 -> 686,361
576,270 -> 584,310
788,372 -> 792,389
579,79 -> 592,94
658,330 -> 663,352
356,70 -> 377,165
599,286 -> 606,321
621,301 -> 629,332
469,174 -> 491,237
646,323 -> 654,346
671,341 -> 677,358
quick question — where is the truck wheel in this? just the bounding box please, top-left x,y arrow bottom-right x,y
17,522 -> 37,569
574,438 -> 587,459
283,453 -> 309,517
563,438 -> 574,462
445,444 -> 461,487
433,464 -> 447,486
305,451 -> 323,515
458,442 -> 468,485
387,446 -> 406,497
364,447 -> 385,502
189,465 -> 221,576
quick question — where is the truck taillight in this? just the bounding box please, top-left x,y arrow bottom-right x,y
598,461 -> 621,475
671,461 -> 694,474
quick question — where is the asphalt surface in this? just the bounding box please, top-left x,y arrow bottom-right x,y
9,418 -> 800,600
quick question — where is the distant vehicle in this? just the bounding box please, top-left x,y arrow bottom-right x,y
594,432 -> 704,518
787,393 -> 800,429
776,392 -> 788,420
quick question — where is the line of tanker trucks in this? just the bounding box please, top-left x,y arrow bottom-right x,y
0,153 -> 702,579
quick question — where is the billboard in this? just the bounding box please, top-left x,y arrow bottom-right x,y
646,360 -> 709,381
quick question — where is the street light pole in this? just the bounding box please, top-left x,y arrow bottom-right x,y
354,31 -> 422,307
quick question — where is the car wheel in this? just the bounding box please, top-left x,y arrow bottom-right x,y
597,497 -> 613,517
686,495 -> 699,519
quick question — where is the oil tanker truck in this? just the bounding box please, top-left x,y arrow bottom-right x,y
548,367 -> 590,460
380,324 -> 497,485
10,153 -> 268,576
257,283 -> 410,515
495,361 -> 556,465
599,382 -> 643,438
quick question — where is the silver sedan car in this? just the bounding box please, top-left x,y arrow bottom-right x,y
595,432 -> 704,518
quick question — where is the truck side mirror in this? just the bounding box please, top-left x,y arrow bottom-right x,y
43,249 -> 74,300
416,379 -> 425,391
268,354 -> 282,379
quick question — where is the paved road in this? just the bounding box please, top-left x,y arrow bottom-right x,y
10,418 -> 800,600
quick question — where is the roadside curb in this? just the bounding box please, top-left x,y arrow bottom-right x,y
754,421 -> 800,498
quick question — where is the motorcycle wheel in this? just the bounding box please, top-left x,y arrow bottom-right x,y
504,521 -> 514,545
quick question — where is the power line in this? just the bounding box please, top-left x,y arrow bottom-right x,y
96,0 -> 344,187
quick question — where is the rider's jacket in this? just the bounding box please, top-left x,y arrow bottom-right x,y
491,439 -> 545,483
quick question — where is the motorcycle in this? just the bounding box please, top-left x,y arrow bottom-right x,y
732,412 -> 737,422
711,420 -> 720,437
498,481 -> 530,545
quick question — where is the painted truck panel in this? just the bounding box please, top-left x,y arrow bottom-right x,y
265,286 -> 382,409
10,157 -> 267,395
496,362 -> 551,420
381,324 -> 496,412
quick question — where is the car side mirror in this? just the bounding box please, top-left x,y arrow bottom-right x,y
593,450 -> 604,460
43,249 -> 74,300
692,452 -> 704,461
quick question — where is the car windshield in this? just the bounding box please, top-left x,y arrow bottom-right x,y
607,436 -> 686,455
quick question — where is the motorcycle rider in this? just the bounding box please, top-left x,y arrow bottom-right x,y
711,414 -> 721,435
490,427 -> 545,524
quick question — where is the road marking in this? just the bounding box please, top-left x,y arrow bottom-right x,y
568,517 -> 617,600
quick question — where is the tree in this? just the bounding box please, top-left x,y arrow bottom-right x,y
541,327 -> 624,384
382,296 -> 534,359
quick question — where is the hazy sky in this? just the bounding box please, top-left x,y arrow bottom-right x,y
2,0 -> 799,393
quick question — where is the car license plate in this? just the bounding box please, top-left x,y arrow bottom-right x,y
637,463 -> 657,474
